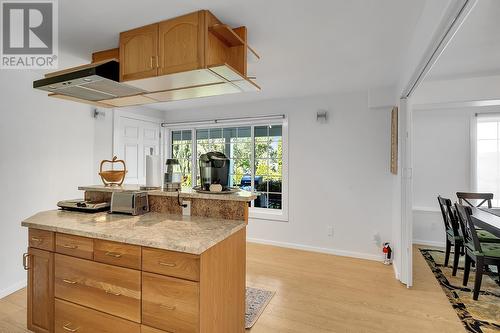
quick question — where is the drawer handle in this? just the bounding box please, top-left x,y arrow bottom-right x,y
158,261 -> 176,267
105,289 -> 121,296
105,251 -> 122,258
63,323 -> 79,332
160,304 -> 176,311
31,237 -> 42,243
62,244 -> 78,249
23,253 -> 30,270
62,279 -> 77,285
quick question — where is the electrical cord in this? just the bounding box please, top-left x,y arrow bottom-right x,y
177,190 -> 187,208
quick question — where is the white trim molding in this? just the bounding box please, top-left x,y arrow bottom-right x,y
247,238 -> 384,262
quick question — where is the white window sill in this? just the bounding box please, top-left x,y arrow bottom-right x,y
249,207 -> 289,222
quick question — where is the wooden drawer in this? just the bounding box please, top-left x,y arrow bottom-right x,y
55,254 -> 141,322
141,325 -> 167,333
142,247 -> 200,281
55,298 -> 140,333
29,229 -> 54,251
94,239 -> 141,269
56,233 -> 93,259
142,272 -> 199,333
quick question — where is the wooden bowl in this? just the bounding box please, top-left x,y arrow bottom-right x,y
99,170 -> 127,184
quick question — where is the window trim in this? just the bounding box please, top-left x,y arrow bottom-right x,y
164,118 -> 289,222
471,113 -> 500,206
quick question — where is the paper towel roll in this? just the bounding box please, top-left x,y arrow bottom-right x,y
146,155 -> 161,187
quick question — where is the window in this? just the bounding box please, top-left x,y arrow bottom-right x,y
171,130 -> 193,187
168,120 -> 287,220
475,116 -> 500,206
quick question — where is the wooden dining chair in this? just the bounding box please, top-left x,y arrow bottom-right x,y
456,192 -> 494,208
455,204 -> 500,300
437,196 -> 463,276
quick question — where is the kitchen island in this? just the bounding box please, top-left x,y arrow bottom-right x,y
21,186 -> 255,333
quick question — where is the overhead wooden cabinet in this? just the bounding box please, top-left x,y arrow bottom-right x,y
120,24 -> 159,81
158,11 -> 205,76
26,247 -> 54,333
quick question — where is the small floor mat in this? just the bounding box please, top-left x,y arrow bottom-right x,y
246,287 -> 275,329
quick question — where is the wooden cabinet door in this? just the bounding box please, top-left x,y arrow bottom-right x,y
158,11 -> 205,75
27,248 -> 54,333
120,23 -> 158,82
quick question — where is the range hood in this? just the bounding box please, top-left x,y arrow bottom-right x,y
33,60 -> 145,101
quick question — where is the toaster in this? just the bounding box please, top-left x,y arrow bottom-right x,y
110,191 -> 149,216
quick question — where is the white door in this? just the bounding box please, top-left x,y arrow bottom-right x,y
114,115 -> 161,185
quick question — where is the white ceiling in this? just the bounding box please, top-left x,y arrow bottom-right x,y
428,0 -> 500,80
59,0 -> 427,110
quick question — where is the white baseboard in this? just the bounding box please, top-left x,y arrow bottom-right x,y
247,238 -> 384,262
393,262 -> 400,280
0,279 -> 26,299
413,239 -> 445,248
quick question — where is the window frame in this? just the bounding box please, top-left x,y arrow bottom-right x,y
472,114 -> 500,206
164,118 -> 289,222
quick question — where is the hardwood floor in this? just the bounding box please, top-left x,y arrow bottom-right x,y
0,243 -> 464,333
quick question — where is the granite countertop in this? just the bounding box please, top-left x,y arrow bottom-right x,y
78,185 -> 257,202
21,210 -> 246,255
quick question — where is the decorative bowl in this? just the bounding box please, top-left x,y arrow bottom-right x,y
99,156 -> 127,186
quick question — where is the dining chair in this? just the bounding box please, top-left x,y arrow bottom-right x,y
437,196 -> 463,276
456,192 -> 494,208
455,203 -> 500,300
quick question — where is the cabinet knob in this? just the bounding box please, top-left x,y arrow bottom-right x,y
160,304 -> 176,311
105,251 -> 122,258
158,261 -> 176,267
22,253 -> 30,270
62,244 -> 78,249
105,289 -> 122,296
63,323 -> 79,332
30,237 -> 42,243
62,279 -> 77,285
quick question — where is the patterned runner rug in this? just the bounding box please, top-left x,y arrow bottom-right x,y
246,287 -> 275,329
419,248 -> 500,333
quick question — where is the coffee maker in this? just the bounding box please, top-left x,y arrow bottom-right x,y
199,152 -> 230,191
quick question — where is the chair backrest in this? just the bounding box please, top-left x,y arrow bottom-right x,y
437,196 -> 460,236
455,203 -> 482,253
456,192 -> 493,208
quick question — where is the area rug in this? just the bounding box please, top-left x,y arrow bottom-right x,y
419,248 -> 500,333
246,287 -> 275,329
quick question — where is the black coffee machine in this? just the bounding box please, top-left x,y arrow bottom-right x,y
199,152 -> 230,191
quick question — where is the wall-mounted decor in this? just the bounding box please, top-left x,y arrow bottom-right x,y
390,106 -> 398,174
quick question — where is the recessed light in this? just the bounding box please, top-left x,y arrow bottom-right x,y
83,78 -> 92,82
49,86 -> 56,89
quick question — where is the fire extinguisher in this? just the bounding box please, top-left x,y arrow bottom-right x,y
383,242 -> 392,265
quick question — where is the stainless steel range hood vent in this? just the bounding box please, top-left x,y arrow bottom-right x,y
33,60 -> 145,101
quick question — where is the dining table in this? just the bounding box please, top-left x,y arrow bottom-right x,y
471,207 -> 500,238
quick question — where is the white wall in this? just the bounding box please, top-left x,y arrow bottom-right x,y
162,91 -> 396,261
412,105 -> 500,246
0,55 -> 96,297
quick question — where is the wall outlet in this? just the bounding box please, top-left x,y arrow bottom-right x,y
327,225 -> 334,237
182,201 -> 191,216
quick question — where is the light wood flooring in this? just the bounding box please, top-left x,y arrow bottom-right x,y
0,243 -> 464,333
